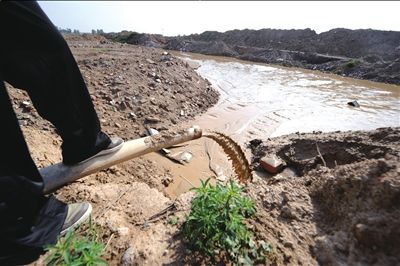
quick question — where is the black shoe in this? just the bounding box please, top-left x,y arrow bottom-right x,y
63,137 -> 124,166
75,137 -> 124,165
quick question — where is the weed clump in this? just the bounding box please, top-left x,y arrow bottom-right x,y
183,179 -> 272,264
346,59 -> 360,68
45,225 -> 106,266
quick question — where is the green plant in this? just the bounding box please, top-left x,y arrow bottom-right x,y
44,222 -> 107,266
183,179 -> 271,265
346,59 -> 359,68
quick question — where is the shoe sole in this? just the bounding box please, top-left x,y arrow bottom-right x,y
77,138 -> 124,165
60,203 -> 93,236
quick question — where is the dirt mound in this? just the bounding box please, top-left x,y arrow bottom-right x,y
9,34 -> 219,141
312,158 -> 400,265
248,127 -> 400,265
105,28 -> 400,84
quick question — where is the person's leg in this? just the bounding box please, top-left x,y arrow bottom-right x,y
0,1 -> 112,165
0,80 -> 68,264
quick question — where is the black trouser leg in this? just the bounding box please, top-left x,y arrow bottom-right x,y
0,81 -> 67,265
0,1 -> 110,264
0,1 -> 110,165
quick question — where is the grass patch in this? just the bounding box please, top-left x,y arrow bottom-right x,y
183,179 -> 272,265
44,221 -> 107,266
346,59 -> 360,68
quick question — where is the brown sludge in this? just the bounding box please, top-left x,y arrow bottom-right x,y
203,132 -> 252,182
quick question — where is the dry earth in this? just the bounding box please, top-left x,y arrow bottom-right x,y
6,35 -> 399,265
7,34 -> 218,265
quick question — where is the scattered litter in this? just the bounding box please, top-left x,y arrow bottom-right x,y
180,151 -> 192,163
260,154 -> 285,174
347,100 -> 360,107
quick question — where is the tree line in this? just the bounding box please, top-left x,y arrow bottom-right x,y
57,27 -> 104,35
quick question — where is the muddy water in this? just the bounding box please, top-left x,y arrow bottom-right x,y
184,53 -> 399,141
149,53 -> 400,198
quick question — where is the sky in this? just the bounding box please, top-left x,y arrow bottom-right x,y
38,1 -> 400,36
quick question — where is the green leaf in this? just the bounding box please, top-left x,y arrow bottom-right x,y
182,179 -> 270,264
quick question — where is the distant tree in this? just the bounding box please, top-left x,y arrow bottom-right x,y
91,29 -> 96,35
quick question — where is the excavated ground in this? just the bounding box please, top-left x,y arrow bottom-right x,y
248,127 -> 400,265
8,35 -> 398,265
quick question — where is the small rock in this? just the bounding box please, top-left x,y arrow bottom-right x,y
117,227 -> 129,236
18,120 -> 28,126
162,51 -> 169,55
155,78 -> 161,83
180,110 -> 185,116
146,58 -> 156,64
281,167 -> 298,178
280,205 -> 297,220
145,116 -> 161,123
354,223 -> 371,245
162,176 -> 173,186
283,240 -> 294,249
118,101 -> 128,111
121,246 -> 136,266
125,101 -> 133,109
20,101 -> 33,112
115,122 -> 122,128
